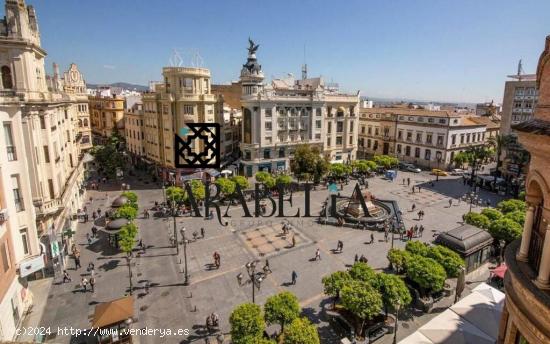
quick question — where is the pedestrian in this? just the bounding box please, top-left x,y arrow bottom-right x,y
201,227 -> 205,239
74,256 -> 81,270
86,233 -> 91,245
359,255 -> 368,263
414,225 -> 419,237
92,211 -> 97,220
412,203 -> 416,212
291,270 -> 298,285
87,262 -> 95,274
384,230 -> 389,242
315,248 -> 321,261
337,240 -> 343,252
213,252 -> 220,268
91,226 -> 97,237
403,178 -> 406,185
81,277 -> 88,292
354,254 -> 359,263
407,178 -> 410,186
449,199 -> 453,207
412,186 -> 415,193
418,186 -> 421,192
63,270 -> 71,283
370,232 -> 374,244
89,277 -> 95,293
421,210 -> 425,219
291,234 -> 296,248
97,208 -> 101,216
264,259 -> 271,273
419,225 -> 425,237
236,273 -> 243,286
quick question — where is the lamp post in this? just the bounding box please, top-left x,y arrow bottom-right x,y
244,260 -> 263,304
463,190 -> 480,213
180,227 -> 189,285
393,302 -> 401,344
172,200 -> 179,255
435,151 -> 443,182
162,185 -> 167,204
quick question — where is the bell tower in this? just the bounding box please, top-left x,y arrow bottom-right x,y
5,0 -> 41,45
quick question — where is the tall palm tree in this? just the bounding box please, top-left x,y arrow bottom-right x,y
487,134 -> 511,179
466,146 -> 491,186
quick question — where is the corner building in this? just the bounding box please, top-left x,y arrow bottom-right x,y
239,43 -> 359,176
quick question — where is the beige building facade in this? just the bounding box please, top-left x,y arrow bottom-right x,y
0,1 -> 92,339
89,94 -> 125,143
499,35 -> 550,344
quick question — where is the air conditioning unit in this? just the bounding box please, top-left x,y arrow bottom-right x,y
0,208 -> 8,222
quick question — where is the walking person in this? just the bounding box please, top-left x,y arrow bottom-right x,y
200,227 -> 205,239
412,203 -> 416,212
407,177 -> 410,186
291,270 -> 298,285
92,211 -> 97,221
74,254 -> 81,270
449,199 -> 453,208
63,270 -> 71,283
421,210 -> 425,219
291,234 -> 296,248
370,232 -> 374,244
315,248 -> 321,261
337,240 -> 343,252
81,277 -> 88,292
264,259 -> 271,273
354,254 -> 359,263
419,225 -> 425,237
89,276 -> 95,293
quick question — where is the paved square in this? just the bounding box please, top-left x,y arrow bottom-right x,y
239,223 -> 310,257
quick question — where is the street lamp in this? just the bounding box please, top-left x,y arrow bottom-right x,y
172,200 -> 179,255
180,227 -> 190,285
463,190 -> 480,213
244,260 -> 263,304
435,151 -> 442,182
162,185 -> 167,204
393,301 -> 401,344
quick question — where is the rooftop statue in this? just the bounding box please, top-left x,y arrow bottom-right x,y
248,37 -> 259,55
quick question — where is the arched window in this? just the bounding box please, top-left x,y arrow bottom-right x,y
2,66 -> 13,89
78,119 -> 83,127
83,118 -> 89,127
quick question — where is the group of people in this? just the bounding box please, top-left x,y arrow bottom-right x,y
402,224 -> 425,240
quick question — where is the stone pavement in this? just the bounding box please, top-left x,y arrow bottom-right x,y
34,170 -> 508,343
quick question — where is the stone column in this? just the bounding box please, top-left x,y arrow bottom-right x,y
517,204 -> 535,262
534,224 -> 550,290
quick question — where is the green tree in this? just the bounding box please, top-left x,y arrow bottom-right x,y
283,317 -> 320,344
505,210 -> 526,226
264,291 -> 301,334
232,176 -> 250,190
90,132 -> 125,178
118,222 -> 138,295
255,171 -> 276,188
487,135 -> 512,180
489,218 -> 523,243
427,245 -> 465,278
374,273 -> 412,316
453,151 -> 469,169
373,155 -> 398,169
464,212 -> 491,229
481,208 -> 503,221
387,249 -> 412,274
329,163 -> 352,177
185,179 -> 205,201
465,146 -> 492,183
215,178 -> 236,198
349,262 -> 377,283
497,199 -> 526,214
276,175 -> 293,187
406,256 -> 446,295
290,145 -> 329,183
229,303 -> 265,344
121,191 -> 138,209
113,204 -> 138,221
166,186 -> 185,203
322,271 -> 352,308
340,280 -> 383,336
405,241 -> 430,256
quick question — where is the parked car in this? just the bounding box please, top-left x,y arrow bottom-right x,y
400,163 -> 421,173
450,168 -> 465,175
431,168 -> 448,176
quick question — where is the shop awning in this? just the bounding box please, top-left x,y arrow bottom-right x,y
92,296 -> 134,328
490,263 -> 507,279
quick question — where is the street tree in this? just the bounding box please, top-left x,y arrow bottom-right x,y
453,151 -> 469,169
322,271 -> 352,308
215,178 -> 236,198
387,249 -> 412,274
118,222 -> 138,295
184,179 -> 205,201
229,303 -> 265,344
264,291 -> 301,334
329,163 -> 351,178
481,208 -> 504,221
231,176 -> 250,190
121,191 -> 138,209
276,175 -> 293,187
505,210 -> 526,226
489,218 -> 523,243
405,240 -> 430,256
283,317 -> 320,344
340,280 -> 383,337
406,256 -> 446,295
166,186 -> 185,203
255,172 -> 276,188
427,245 -> 465,278
463,212 -> 491,229
113,204 -> 138,221
349,262 -> 376,282
374,273 -> 412,316
290,145 -> 329,183
497,199 -> 527,214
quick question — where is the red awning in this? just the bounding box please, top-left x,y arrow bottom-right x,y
492,263 -> 507,279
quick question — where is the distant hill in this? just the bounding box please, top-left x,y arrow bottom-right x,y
87,82 -> 148,92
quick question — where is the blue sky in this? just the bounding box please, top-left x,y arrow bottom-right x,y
21,0 -> 550,103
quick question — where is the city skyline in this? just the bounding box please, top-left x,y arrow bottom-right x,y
17,0 -> 550,103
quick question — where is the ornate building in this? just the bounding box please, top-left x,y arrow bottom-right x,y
0,1 -> 91,339
499,35 -> 550,344
239,40 -> 359,176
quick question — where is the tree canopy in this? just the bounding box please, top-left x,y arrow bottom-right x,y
229,303 -> 265,344
497,199 -> 527,214
481,208 -> 503,221
373,155 -> 398,169
340,280 -> 383,323
489,218 -> 523,243
349,262 -> 377,282
406,256 -> 446,293
374,273 -> 412,314
464,212 -> 491,229
282,317 -> 320,344
118,222 -> 138,256
405,240 -> 430,256
232,176 -> 250,190
215,178 -> 236,197
387,249 -> 412,274
427,245 -> 465,278
322,271 -> 352,302
113,204 -> 138,221
290,145 -> 329,183
264,292 -> 301,333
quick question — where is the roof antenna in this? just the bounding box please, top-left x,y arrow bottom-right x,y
302,43 -> 307,80
517,59 -> 524,81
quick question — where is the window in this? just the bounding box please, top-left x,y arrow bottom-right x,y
183,105 -> 193,115
327,137 -> 331,146
183,78 -> 193,89
48,179 -> 55,199
416,132 -> 422,143
368,126 -> 372,135
316,108 -> 322,116
396,144 -> 402,154
316,120 -> 322,129
437,135 -> 444,146
40,116 -> 46,129
264,149 -> 271,159
265,121 -> 272,131
405,146 -> 411,156
428,118 -> 434,123
460,134 -> 464,144
336,136 -> 343,145
279,147 -> 285,158
451,134 -> 456,145
20,229 -> 29,255
12,175 -> 24,212
466,134 -> 470,143
4,123 -> 16,161
328,122 -> 332,133
398,130 -> 403,139
359,138 -> 364,147
265,108 -> 272,117
349,136 -> 353,144
374,127 -> 379,136
1,66 -> 13,89
367,139 -> 371,148
439,119 -> 446,124
373,140 -> 378,150
315,133 -> 321,140
425,149 -> 431,160
337,122 -> 343,133
361,126 -> 365,134
415,147 -> 420,158
1,242 -> 10,273
350,121 -> 354,133
406,132 -> 412,141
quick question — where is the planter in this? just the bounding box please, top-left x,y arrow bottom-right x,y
443,283 -> 453,297
417,296 -> 434,313
385,314 -> 396,334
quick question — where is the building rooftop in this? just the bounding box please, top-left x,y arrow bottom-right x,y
469,116 -> 501,129
360,107 -> 463,118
